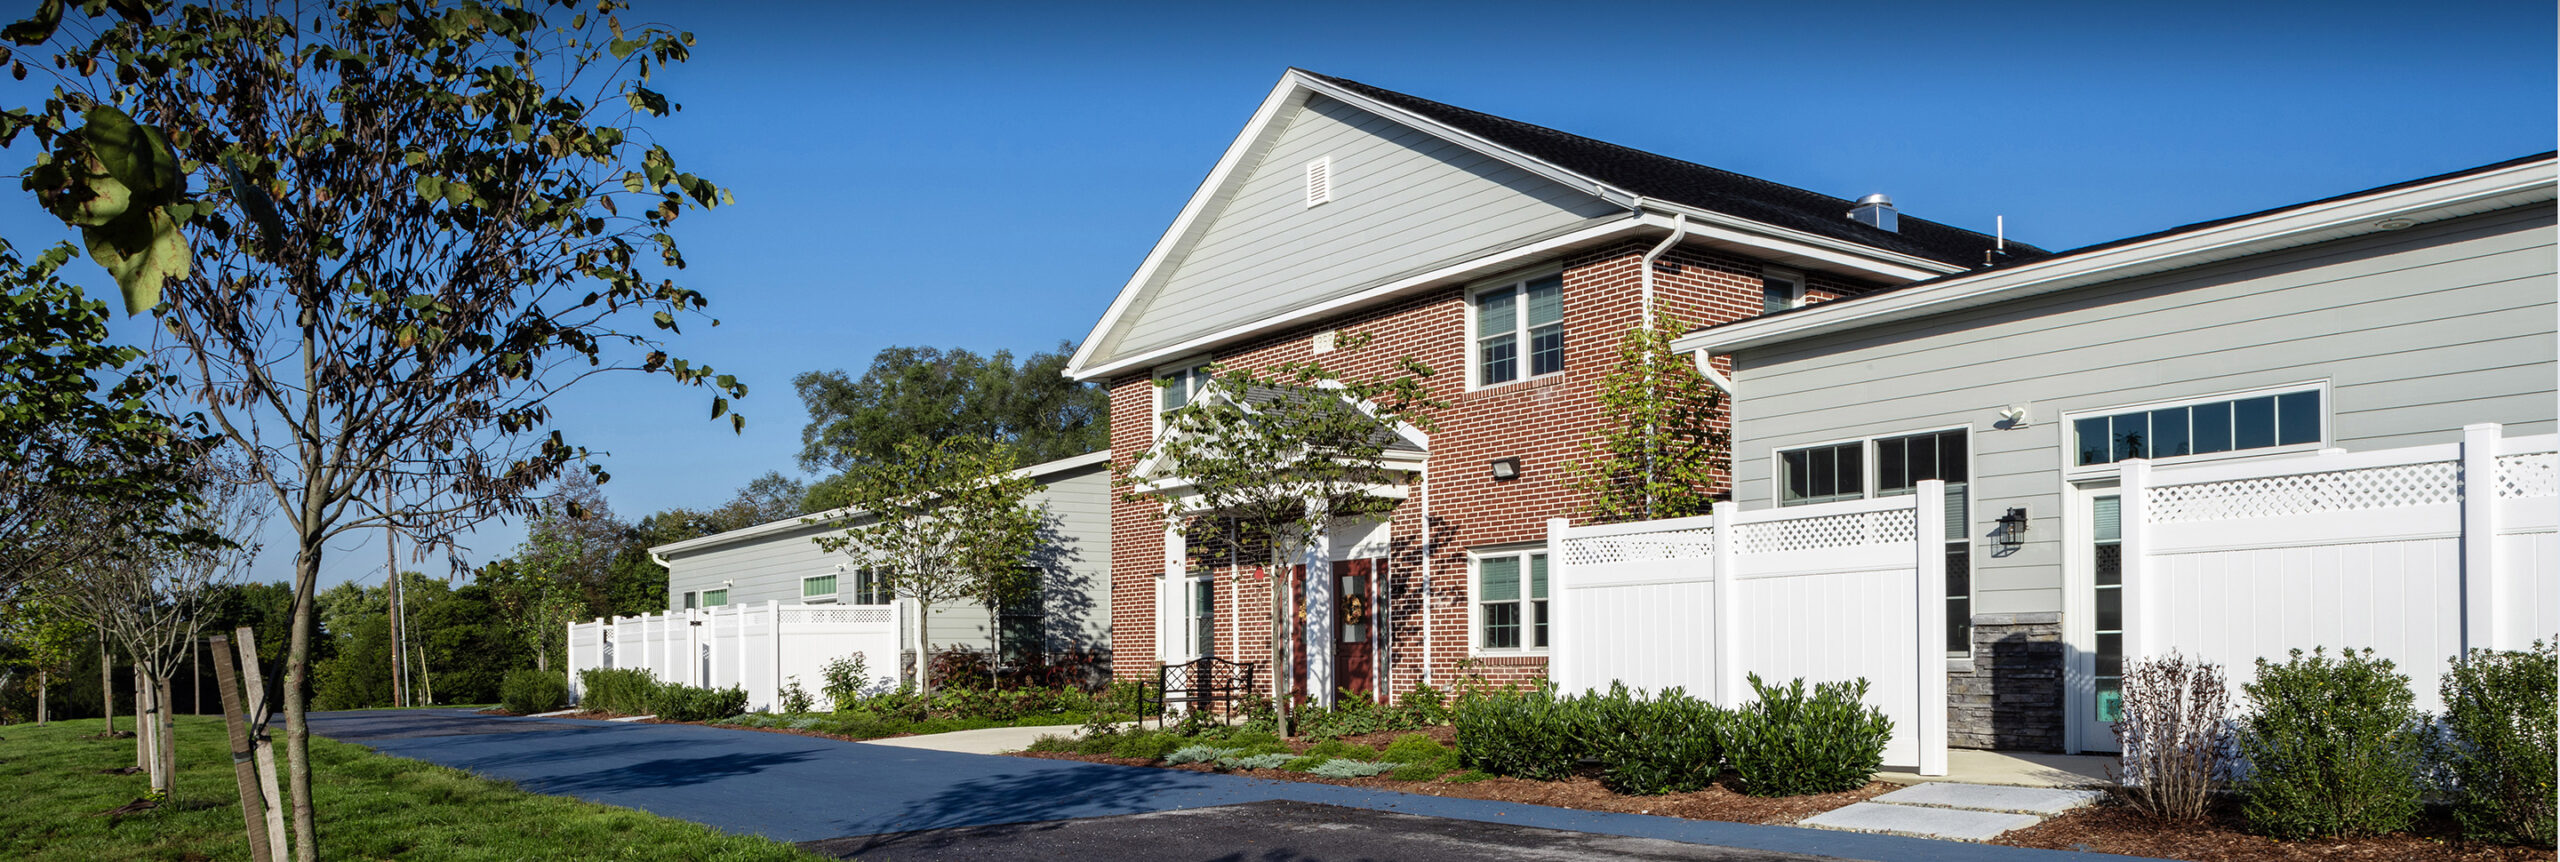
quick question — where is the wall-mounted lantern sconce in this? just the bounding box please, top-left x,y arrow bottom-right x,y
1488,457 -> 1522,481
1994,507 -> 2029,552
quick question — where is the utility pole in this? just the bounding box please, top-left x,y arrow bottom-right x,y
386,483 -> 407,708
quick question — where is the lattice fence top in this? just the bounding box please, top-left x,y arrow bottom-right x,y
781,607 -> 893,626
1559,527 -> 1714,566
2147,460 -> 2459,523
1736,508 -> 1916,554
2496,451 -> 2558,499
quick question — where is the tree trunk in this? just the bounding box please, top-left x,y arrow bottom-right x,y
153,672 -> 176,798
916,601 -> 933,695
284,536 -> 322,862
135,668 -> 148,769
1270,550 -> 1292,738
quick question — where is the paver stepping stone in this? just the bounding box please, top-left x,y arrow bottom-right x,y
1799,802 -> 2041,842
1874,782 -> 2103,815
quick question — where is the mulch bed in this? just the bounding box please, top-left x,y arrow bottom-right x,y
2000,799 -> 2555,861
1011,726 -> 1891,826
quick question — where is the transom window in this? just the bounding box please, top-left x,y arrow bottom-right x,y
1473,273 -> 1564,386
1474,550 -> 1549,652
1780,441 -> 1863,505
1779,428 -> 1974,654
801,574 -> 838,603
2073,387 -> 2323,467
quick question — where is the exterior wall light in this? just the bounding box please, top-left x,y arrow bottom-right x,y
1488,457 -> 1522,481
1994,507 -> 2029,551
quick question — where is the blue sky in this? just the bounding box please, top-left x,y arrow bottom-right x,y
1,0 -> 2552,589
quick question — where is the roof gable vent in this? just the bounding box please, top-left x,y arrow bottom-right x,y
1305,157 -> 1332,208
1848,193 -> 1897,232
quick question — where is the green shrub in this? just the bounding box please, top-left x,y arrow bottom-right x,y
1280,755 -> 1327,772
1165,744 -> 1229,765
499,670 -> 566,715
1379,733 -> 1449,764
1221,752 -> 1295,771
2237,648 -> 2425,840
1583,682 -> 1725,795
1307,758 -> 1394,778
1453,685 -> 1587,781
2432,642 -> 2556,846
1026,734 -> 1079,753
779,676 -> 815,714
656,685 -> 749,722
819,654 -> 871,710
577,668 -> 660,715
1722,675 -> 1890,797
1389,753 -> 1458,782
1398,684 -> 1452,726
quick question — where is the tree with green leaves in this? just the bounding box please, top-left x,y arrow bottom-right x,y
1120,342 -> 1438,736
0,3 -> 741,854
1563,316 -> 1727,523
796,343 -> 1106,505
0,594 -> 88,724
814,436 -> 1044,694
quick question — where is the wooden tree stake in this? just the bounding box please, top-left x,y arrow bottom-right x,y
235,626 -> 289,857
209,634 -> 275,862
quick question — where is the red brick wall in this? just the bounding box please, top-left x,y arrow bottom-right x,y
1105,240 -> 1891,695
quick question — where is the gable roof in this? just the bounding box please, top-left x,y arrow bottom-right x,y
1302,71 -> 2046,269
648,450 -> 1111,559
1067,69 -> 2032,382
1674,152 -> 2559,357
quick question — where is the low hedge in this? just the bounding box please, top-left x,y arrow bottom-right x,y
574,668 -> 747,722
1722,675 -> 1890,797
2236,648 -> 2426,841
499,669 -> 567,715
1454,676 -> 1888,797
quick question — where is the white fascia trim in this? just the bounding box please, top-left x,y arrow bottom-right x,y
1073,215 -> 1652,381
1067,75 -> 1313,377
1635,206 -> 1960,282
1293,73 -> 1642,210
1675,157 -> 2559,356
648,450 -> 1112,558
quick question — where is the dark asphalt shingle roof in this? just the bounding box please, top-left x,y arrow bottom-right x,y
1301,70 -> 2049,268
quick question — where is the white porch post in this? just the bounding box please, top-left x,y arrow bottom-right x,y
2461,423 -> 2503,653
1914,480 -> 1949,777
2119,459 -> 2151,667
1303,507 -> 1334,708
1544,517 -> 1569,694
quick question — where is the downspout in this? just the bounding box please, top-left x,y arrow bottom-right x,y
1638,211 -> 1691,516
1692,348 -> 1737,397
1418,461 -> 1433,688
1638,211 -> 1689,327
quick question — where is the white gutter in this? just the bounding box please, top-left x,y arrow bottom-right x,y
1637,210 -> 1688,326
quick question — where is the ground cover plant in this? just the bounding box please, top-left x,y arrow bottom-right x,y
0,716 -> 814,861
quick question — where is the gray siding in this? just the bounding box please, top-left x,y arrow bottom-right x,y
661,460 -> 1114,660
1108,94 -> 1622,359
1728,206 -> 2557,616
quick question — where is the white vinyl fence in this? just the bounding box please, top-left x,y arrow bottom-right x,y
565,600 -> 900,713
2122,424 -> 2559,715
1547,482 -> 1949,775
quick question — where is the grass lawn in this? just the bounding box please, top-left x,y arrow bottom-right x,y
0,716 -> 817,861
717,709 -> 1091,740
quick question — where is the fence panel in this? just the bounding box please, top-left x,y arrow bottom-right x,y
565,601 -> 900,713
2126,427 -> 2558,716
1550,486 -> 1946,774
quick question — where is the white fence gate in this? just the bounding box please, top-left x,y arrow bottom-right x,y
564,600 -> 900,713
1548,483 -> 1949,775
2123,424 -> 2559,715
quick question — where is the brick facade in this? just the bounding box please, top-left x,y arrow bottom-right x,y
1106,240 -> 1883,698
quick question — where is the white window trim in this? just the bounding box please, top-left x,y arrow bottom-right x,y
1761,266 -> 1805,314
1150,355 -> 1215,437
801,574 -> 839,604
1467,545 -> 1551,657
1773,425 -> 1975,656
1463,264 -> 1567,391
2058,380 -> 2332,480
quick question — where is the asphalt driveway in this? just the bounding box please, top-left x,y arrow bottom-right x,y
308,709 -> 2138,862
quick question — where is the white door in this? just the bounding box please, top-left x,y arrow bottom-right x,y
2066,483 -> 2125,752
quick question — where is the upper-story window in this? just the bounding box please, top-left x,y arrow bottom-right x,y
1779,427 -> 1973,655
1761,267 -> 1805,314
2070,385 -> 2325,468
1779,440 -> 1864,506
851,567 -> 894,605
1473,272 -> 1564,387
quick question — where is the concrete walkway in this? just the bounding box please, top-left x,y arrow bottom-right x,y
1876,750 -> 2113,788
307,709 -> 2151,862
861,724 -> 1075,755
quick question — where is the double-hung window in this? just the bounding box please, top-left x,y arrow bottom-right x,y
851,568 -> 894,605
1474,550 -> 1549,653
2071,386 -> 2324,467
999,568 -> 1045,667
1779,428 -> 1973,654
801,574 -> 838,603
1157,362 -> 1213,417
1761,268 -> 1804,314
1473,273 -> 1564,387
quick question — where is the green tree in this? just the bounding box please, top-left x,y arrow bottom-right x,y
0,4 -> 743,853
0,594 -> 88,723
1563,316 -> 1727,523
796,343 -> 1105,499
1120,342 -> 1438,736
814,437 -> 1043,694
409,583 -> 523,704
